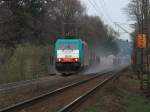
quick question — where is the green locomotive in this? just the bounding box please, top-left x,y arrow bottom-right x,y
55,39 -> 90,74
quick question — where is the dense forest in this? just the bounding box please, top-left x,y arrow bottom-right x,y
0,0 -> 119,50
0,0 -> 120,83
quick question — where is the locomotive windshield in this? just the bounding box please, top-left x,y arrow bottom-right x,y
57,42 -> 79,50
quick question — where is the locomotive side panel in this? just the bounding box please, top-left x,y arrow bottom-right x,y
83,42 -> 90,68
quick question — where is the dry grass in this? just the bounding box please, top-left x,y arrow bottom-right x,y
0,43 -> 52,84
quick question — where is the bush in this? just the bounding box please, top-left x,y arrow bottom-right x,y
0,44 -> 50,84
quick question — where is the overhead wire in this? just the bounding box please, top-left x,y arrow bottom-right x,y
101,0 -> 133,32
96,0 -> 116,28
96,0 -> 132,34
87,0 -> 114,26
87,0 -> 104,19
86,0 -> 131,36
98,0 -> 114,23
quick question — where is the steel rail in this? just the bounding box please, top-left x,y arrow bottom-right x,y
0,74 -> 56,92
0,71 -> 111,112
0,70 -> 110,92
58,69 -> 125,112
0,68 -> 114,92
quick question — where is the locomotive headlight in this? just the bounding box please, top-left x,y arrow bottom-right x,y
58,58 -> 61,62
75,58 -> 78,62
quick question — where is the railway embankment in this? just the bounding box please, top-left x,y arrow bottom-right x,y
79,68 -> 150,112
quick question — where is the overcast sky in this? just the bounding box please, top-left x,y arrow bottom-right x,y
80,0 -> 133,41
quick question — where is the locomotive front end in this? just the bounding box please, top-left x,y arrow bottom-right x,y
55,39 -> 82,73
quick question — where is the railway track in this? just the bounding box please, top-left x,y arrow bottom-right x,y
58,71 -> 119,112
0,74 -> 57,92
0,67 -> 116,93
0,68 -> 127,112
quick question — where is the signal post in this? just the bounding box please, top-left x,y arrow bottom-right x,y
135,0 -> 149,92
136,33 -> 149,90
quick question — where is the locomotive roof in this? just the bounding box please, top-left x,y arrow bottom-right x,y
56,39 -> 82,43
55,39 -> 88,47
